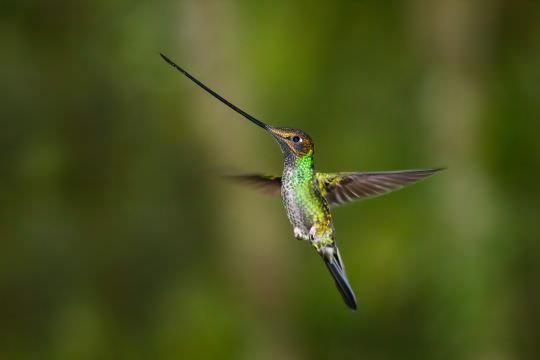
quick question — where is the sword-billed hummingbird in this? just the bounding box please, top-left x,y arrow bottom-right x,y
161,53 -> 443,310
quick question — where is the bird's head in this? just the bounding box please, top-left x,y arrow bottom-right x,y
265,127 -> 314,157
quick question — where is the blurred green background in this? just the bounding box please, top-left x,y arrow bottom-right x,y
1,0 -> 539,359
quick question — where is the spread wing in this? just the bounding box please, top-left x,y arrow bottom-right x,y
317,168 -> 444,207
225,174 -> 282,196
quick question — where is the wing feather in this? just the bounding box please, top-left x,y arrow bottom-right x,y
317,168 -> 444,207
225,174 -> 282,196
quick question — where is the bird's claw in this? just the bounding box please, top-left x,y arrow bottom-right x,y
294,227 -> 305,241
309,226 -> 317,240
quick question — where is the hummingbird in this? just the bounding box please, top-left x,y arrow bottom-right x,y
161,53 -> 443,310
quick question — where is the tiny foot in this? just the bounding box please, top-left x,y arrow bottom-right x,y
293,227 -> 304,240
309,226 -> 318,240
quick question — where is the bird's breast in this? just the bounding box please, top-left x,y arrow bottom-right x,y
281,174 -> 332,238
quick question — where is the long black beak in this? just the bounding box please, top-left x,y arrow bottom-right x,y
160,53 -> 272,131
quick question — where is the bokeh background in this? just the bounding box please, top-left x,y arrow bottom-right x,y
2,0 -> 539,359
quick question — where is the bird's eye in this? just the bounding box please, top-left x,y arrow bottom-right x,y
292,136 -> 301,143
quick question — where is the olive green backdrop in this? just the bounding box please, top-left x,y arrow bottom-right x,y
1,0 -> 539,359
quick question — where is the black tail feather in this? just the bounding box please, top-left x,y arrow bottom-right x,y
324,255 -> 357,310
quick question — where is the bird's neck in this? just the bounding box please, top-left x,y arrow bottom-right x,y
284,153 -> 315,184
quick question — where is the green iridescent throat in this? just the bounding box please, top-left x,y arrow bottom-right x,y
292,154 -> 314,185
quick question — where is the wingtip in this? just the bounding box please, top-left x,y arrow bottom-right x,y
421,167 -> 446,175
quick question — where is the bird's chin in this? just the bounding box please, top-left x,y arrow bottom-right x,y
278,141 -> 291,155
274,139 -> 291,156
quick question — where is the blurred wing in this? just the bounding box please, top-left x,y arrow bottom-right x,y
317,168 -> 444,207
225,174 -> 282,196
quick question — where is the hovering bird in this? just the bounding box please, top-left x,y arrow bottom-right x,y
161,53 -> 443,310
